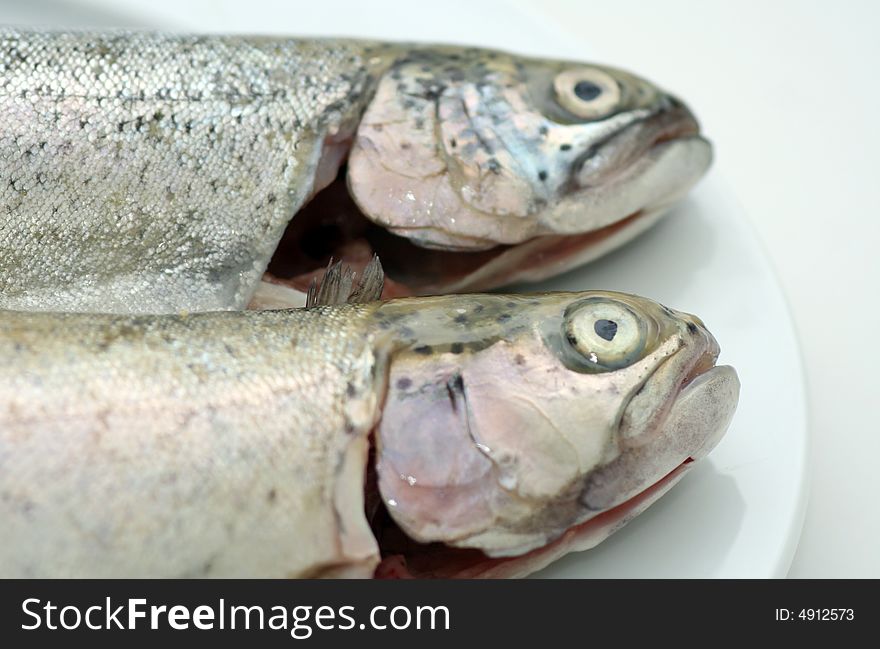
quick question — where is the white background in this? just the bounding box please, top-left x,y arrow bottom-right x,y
6,0 -> 878,577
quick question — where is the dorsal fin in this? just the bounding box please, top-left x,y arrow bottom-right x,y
305,255 -> 385,308
347,255 -> 385,304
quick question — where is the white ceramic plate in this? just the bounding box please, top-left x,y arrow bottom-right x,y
20,0 -> 809,578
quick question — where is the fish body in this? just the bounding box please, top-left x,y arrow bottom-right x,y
0,290 -> 738,578
0,29 -> 711,312
0,306 -> 382,577
0,30 -> 384,313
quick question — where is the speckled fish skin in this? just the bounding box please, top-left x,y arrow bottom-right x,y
0,29 -> 710,313
0,306 -> 384,578
0,291 -> 738,578
0,29 -> 393,314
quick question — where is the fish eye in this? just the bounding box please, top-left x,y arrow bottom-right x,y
563,299 -> 646,371
553,68 -> 621,120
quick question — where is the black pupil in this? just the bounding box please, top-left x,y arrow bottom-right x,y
573,80 -> 602,102
594,319 -> 618,341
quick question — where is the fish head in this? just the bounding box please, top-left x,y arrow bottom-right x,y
268,50 -> 711,299
372,291 -> 738,572
347,50 -> 711,252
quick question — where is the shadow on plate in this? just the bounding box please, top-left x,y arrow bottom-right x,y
518,194 -> 719,307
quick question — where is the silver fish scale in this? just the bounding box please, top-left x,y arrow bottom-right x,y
0,29 -> 374,313
0,304 -> 383,577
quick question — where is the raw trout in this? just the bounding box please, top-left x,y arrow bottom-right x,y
0,28 -> 711,312
0,287 -> 738,577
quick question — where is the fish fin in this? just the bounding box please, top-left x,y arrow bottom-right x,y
348,255 -> 385,304
306,255 -> 385,307
306,259 -> 352,307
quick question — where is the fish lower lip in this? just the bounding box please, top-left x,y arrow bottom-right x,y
650,121 -> 701,148
668,364 -> 740,465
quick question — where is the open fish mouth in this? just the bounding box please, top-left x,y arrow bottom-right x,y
261,113 -> 710,301
264,173 -> 656,299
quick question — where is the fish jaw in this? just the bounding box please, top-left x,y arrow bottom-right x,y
280,61 -> 711,296
406,204 -> 670,294
580,363 -> 739,513
458,363 -> 739,578
377,459 -> 691,579
265,136 -> 708,300
536,132 -> 712,240
346,51 -> 711,251
369,292 -> 739,572
372,362 -> 738,580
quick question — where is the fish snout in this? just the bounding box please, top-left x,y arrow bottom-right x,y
582,359 -> 739,513
570,92 -> 710,207
657,93 -> 701,138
